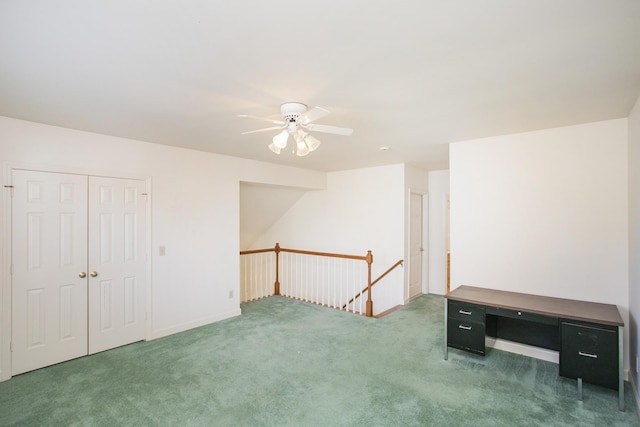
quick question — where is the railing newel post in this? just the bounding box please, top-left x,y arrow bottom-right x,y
366,250 -> 373,317
274,243 -> 281,295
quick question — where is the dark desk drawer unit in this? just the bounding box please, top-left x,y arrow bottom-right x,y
560,321 -> 618,390
447,301 -> 486,355
445,286 -> 624,411
449,301 -> 485,323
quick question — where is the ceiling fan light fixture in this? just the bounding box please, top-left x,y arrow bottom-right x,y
272,129 -> 289,149
294,133 -> 310,156
296,140 -> 310,156
304,134 -> 321,152
268,142 -> 281,154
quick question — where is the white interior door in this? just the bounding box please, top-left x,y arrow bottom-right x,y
11,171 -> 148,374
409,193 -> 423,299
88,176 -> 147,354
11,170 -> 88,375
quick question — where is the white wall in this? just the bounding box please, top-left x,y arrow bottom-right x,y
428,170 -> 450,295
450,119 -> 629,368
629,95 -> 640,406
0,116 -> 325,381
252,164 -> 407,314
239,183 -> 309,250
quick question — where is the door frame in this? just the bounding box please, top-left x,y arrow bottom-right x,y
405,188 -> 429,303
0,163 -> 152,382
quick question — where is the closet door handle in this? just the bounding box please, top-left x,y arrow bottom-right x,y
90,271 -> 98,278
78,272 -> 87,278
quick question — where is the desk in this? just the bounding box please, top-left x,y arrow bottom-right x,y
444,286 -> 624,410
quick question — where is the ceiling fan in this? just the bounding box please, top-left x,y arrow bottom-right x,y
238,102 -> 353,156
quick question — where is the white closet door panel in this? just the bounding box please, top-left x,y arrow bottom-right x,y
12,170 -> 88,375
88,177 -> 146,354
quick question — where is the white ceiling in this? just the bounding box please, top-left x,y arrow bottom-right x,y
1,1 -> 639,172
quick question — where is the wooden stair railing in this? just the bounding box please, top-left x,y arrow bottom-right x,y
341,259 -> 404,310
240,244 -> 404,317
240,243 -> 376,316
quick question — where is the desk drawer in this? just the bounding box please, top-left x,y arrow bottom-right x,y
486,307 -> 557,326
560,321 -> 618,390
447,319 -> 485,355
448,300 -> 485,323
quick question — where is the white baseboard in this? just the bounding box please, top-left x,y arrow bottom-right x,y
486,337 -> 559,364
149,308 -> 241,340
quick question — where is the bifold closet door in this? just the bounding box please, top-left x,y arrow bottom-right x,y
12,170 -> 147,375
87,176 -> 146,354
11,170 -> 89,375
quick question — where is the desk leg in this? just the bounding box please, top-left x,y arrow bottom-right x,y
619,326 -> 624,411
577,378 -> 582,401
444,299 -> 448,360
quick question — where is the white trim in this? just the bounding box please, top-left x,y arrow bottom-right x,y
149,309 -> 242,340
441,193 -> 449,293
404,188 -> 412,303
422,194 -> 429,295
1,163 -> 13,381
406,188 -> 428,304
145,177 -> 153,343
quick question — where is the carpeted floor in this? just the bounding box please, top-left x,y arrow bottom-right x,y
0,294 -> 637,426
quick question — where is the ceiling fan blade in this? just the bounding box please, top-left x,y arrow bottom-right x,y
241,126 -> 283,135
237,114 -> 285,125
304,123 -> 353,136
298,106 -> 330,124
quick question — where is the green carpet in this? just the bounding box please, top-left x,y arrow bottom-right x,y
0,295 -> 637,426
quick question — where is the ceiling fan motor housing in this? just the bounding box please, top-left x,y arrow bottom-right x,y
281,102 -> 307,122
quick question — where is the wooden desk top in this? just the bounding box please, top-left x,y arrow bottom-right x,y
446,285 -> 623,327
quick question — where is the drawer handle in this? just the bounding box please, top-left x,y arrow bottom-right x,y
458,310 -> 472,315
458,325 -> 472,331
578,351 -> 598,359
